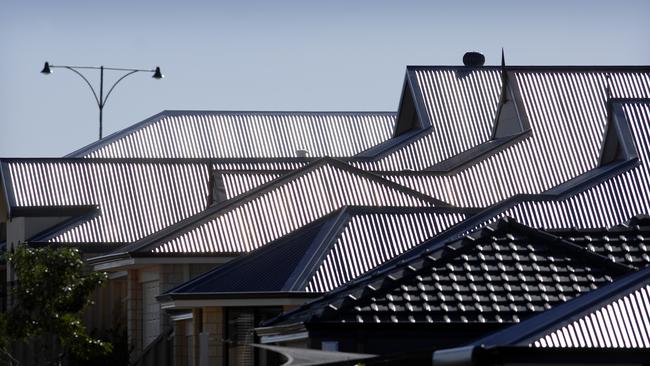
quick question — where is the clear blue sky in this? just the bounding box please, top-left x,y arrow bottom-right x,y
1,0 -> 648,157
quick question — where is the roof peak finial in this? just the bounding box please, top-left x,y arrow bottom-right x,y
501,47 -> 506,68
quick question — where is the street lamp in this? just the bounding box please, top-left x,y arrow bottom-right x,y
41,62 -> 164,140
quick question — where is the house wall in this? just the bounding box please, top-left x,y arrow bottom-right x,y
126,263 -> 218,360
190,306 -> 287,366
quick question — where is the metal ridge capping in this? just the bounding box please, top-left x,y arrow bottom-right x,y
159,207 -> 468,296
111,158 -> 447,256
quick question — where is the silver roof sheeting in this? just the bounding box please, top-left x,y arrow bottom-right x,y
72,112 -> 396,159
6,161 -> 209,243
533,283 -> 650,348
213,161 -> 308,171
387,71 -> 650,207
152,162 -> 437,254
502,101 -> 650,229
3,160 -> 296,243
221,171 -> 284,200
353,69 -> 501,171
305,211 -> 466,293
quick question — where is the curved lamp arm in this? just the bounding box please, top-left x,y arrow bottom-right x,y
62,66 -> 101,107
102,70 -> 140,107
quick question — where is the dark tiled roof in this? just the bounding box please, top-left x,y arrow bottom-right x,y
262,218 -> 634,327
473,265 -> 650,349
551,214 -> 650,269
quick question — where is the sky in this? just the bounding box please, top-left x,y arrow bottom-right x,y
1,0 -> 649,157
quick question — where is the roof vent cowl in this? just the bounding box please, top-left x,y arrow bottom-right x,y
463,52 -> 485,67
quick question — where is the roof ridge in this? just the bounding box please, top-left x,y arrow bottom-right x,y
88,158 -> 446,260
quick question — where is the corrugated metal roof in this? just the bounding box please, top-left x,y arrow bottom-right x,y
143,160 -> 441,255
353,68 -> 501,170
533,283 -> 650,348
385,71 -> 650,207
304,209 -> 466,293
162,207 -> 467,296
69,111 -> 396,159
2,159 -> 301,243
5,160 -> 209,243
502,101 -> 650,229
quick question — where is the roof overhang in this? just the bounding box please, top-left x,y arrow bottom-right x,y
158,292 -> 319,309
90,254 -> 235,272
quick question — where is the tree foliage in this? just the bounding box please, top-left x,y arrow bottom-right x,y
1,246 -> 112,363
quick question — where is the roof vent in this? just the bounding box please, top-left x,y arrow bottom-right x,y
463,52 -> 485,67
296,149 -> 308,158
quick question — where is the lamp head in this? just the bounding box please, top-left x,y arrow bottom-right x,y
41,62 -> 52,75
152,66 -> 164,79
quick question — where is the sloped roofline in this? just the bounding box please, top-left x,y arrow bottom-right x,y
371,99 -> 645,269
86,157 -> 451,265
260,217 -> 633,328
65,110 -> 397,158
157,205 -> 473,303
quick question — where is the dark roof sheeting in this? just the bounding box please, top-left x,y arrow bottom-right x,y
4,160 -> 209,243
2,159 -> 300,243
69,112 -> 396,159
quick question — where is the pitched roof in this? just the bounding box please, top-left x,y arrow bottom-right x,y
92,158 -> 445,258
474,265 -> 650,349
261,217 -> 635,328
383,69 -> 650,207
67,111 -> 396,159
550,215 -> 650,270
159,206 -> 469,299
353,67 -> 502,170
496,100 -> 650,229
370,99 -> 650,268
0,158 -> 313,243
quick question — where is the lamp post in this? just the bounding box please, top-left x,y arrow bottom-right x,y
41,62 -> 163,140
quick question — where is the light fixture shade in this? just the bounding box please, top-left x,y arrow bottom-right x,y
41,62 -> 52,75
152,66 -> 164,79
